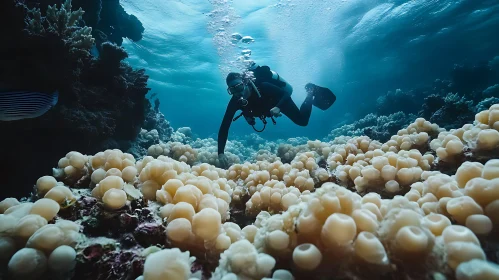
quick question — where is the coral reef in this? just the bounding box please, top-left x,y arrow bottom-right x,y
1,2 -> 499,279
324,112 -> 417,143
1,104 -> 499,280
125,100 -> 175,159
142,102 -> 174,142
24,0 -> 145,46
426,93 -> 475,130
127,129 -> 162,159
0,0 -> 150,200
93,0 -> 144,45
26,0 -> 95,50
376,88 -> 426,116
329,58 -> 499,145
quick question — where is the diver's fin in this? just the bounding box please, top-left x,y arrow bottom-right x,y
305,83 -> 336,110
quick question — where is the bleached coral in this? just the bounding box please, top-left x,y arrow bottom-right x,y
52,151 -> 91,184
0,200 -> 81,279
3,100 -> 499,280
429,104 -> 499,164
212,239 -> 276,280
147,142 -> 198,165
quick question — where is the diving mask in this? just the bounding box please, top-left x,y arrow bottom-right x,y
227,82 -> 245,95
227,80 -> 248,106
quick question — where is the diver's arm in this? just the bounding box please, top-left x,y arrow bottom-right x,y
218,97 -> 238,155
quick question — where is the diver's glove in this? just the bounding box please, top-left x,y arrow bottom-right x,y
270,107 -> 282,117
218,153 -> 230,169
244,116 -> 256,125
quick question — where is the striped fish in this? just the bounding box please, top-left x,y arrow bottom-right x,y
0,90 -> 59,121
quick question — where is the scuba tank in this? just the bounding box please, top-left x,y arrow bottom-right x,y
248,62 -> 293,96
270,69 -> 293,96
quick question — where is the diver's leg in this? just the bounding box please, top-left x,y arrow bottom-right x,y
280,95 -> 313,126
258,81 -> 313,126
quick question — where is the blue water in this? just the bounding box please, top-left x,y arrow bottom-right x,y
120,0 -> 499,141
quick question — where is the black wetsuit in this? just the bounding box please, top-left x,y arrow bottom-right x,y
218,75 -> 314,155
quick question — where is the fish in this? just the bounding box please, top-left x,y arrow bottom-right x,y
90,44 -> 100,58
0,90 -> 59,121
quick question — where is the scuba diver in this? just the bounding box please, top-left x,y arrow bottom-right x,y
217,62 -> 336,168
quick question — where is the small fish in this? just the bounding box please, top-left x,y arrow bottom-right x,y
90,44 -> 100,58
0,90 -> 59,121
